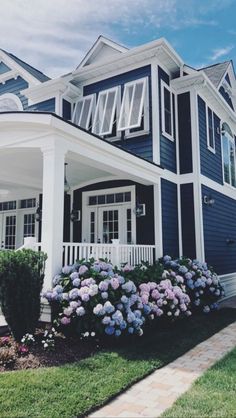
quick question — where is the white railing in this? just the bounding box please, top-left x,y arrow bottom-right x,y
62,242 -> 155,267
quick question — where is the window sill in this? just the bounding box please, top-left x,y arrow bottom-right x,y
161,131 -> 175,142
124,129 -> 150,139
207,145 -> 216,154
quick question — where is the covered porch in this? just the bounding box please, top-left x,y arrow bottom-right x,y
0,112 -> 163,290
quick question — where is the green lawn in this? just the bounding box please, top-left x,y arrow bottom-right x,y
0,309 -> 236,418
162,347 -> 236,418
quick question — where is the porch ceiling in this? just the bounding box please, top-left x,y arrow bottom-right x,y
0,147 -> 118,200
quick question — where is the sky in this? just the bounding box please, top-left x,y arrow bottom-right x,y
1,0 -> 236,78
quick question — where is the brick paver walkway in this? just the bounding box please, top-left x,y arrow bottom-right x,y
89,321 -> 236,418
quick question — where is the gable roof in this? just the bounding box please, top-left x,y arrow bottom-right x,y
199,61 -> 231,88
0,49 -> 50,83
77,35 -> 128,69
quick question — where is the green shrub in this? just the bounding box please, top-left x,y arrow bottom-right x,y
0,250 -> 47,341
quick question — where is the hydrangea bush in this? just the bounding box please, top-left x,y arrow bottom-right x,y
162,255 -> 225,313
43,256 -> 224,339
43,260 -> 146,337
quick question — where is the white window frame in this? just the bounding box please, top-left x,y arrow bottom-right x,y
161,81 -> 174,141
221,125 -> 236,188
0,93 -> 23,112
118,77 -> 149,134
92,86 -> 119,136
72,94 -> 95,130
206,106 -> 216,153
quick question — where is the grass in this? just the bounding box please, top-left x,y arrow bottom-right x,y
163,347 -> 236,418
0,309 -> 236,418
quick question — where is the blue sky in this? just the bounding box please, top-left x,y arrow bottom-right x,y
1,0 -> 236,77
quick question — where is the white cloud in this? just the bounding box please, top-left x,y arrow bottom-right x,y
0,0 -> 232,77
210,45 -> 234,61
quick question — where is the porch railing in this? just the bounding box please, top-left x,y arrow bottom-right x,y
21,238 -> 155,268
62,242 -> 156,268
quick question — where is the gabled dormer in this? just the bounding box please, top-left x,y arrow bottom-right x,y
201,61 -> 236,112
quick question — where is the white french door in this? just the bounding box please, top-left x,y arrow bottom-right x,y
86,204 -> 133,244
0,210 -> 36,249
0,212 -> 17,249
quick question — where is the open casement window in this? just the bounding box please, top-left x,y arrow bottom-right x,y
92,87 -> 119,136
72,94 -> 95,131
118,77 -> 149,134
222,123 -> 236,187
161,81 -> 175,141
206,107 -> 215,153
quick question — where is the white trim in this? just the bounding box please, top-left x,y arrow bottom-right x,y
118,77 -> 148,131
0,50 -> 41,86
221,127 -> 236,188
160,80 -> 175,141
206,106 -> 216,154
153,181 -> 163,259
151,59 -> 160,165
81,185 -> 136,244
0,93 -> 23,111
92,86 -> 119,136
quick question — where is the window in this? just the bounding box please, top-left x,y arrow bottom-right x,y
222,123 -> 236,187
20,198 -> 36,209
0,201 -> 16,211
206,107 -> 215,153
92,87 -> 119,136
118,77 -> 148,132
0,93 -> 23,112
72,94 -> 95,130
88,191 -> 131,206
161,81 -> 174,141
23,214 -> 35,237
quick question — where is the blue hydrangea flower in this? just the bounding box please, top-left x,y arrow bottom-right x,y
105,326 -> 115,335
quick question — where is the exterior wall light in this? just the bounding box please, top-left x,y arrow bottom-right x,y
64,163 -> 70,194
70,209 -> 81,222
134,203 -> 146,217
35,204 -> 42,222
203,195 -> 215,206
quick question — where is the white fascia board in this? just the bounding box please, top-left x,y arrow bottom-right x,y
71,38 -> 183,82
0,69 -> 20,84
0,50 -> 41,86
22,78 -> 80,104
78,36 -> 128,69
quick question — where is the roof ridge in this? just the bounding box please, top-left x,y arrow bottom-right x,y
198,61 -> 230,71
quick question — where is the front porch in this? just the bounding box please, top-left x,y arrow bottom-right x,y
0,112 -> 163,290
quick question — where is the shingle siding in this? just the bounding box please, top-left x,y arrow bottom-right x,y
161,179 -> 179,257
202,185 -> 236,274
198,95 -> 223,184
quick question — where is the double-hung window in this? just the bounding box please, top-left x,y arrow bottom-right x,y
222,123 -> 236,187
92,87 -> 119,136
118,77 -> 149,134
161,81 -> 174,141
206,107 -> 215,153
72,94 -> 95,130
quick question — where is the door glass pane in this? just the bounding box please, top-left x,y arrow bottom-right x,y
127,209 -> 132,244
24,214 -> 35,237
5,215 -> 16,249
90,211 -> 95,243
102,210 -> 119,243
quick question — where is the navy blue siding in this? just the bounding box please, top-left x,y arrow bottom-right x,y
158,66 -> 176,173
161,179 -> 179,257
180,183 -> 196,259
28,98 -> 55,112
0,62 -> 11,74
219,86 -> 234,110
198,95 -> 223,184
73,180 -> 154,245
0,76 -> 28,109
62,99 -> 71,120
178,92 -> 193,174
83,66 -> 153,161
202,185 -> 236,274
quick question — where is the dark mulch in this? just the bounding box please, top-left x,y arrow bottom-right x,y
0,330 -> 99,372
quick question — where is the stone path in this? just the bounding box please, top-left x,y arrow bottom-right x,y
89,321 -> 236,418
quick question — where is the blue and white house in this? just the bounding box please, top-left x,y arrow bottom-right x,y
0,36 -> 236,300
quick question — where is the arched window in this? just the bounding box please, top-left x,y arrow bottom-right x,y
0,93 -> 23,112
222,122 -> 236,187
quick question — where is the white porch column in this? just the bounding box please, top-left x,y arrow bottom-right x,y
41,144 -> 67,291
